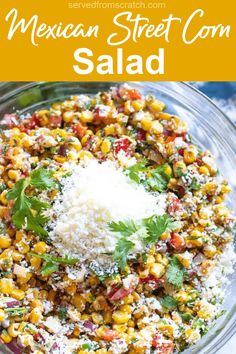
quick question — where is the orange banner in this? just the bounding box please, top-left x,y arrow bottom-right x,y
0,0 -> 235,80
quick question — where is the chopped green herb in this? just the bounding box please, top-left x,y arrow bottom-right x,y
144,215 -> 179,245
113,237 -> 135,270
166,256 -> 184,288
160,295 -> 179,310
109,219 -> 140,237
125,159 -> 147,184
82,343 -> 92,350
189,177 -> 200,191
40,262 -> 59,276
29,252 -> 79,276
58,306 -> 68,320
110,215 -> 178,269
145,164 -> 172,192
6,168 -> 55,237
181,313 -> 192,322
29,252 -> 79,265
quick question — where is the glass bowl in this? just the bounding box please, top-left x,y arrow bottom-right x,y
0,82 -> 235,354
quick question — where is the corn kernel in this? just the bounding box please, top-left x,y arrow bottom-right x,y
0,235 -> 12,248
104,125 -> 116,136
17,241 -> 30,254
80,110 -> 94,123
101,139 -> 111,154
132,100 -> 145,111
12,251 -> 24,262
112,311 -> 131,324
30,256 -> 42,270
150,263 -> 165,278
63,111 -> 75,123
33,241 -> 47,254
0,309 -> 6,322
149,99 -> 165,113
73,294 -> 86,311
78,150 -> 94,160
30,308 -> 42,324
150,121 -> 163,135
199,165 -> 210,176
8,169 -> 19,181
0,330 -> 12,343
0,278 -> 14,294
7,324 -> 20,338
123,294 -> 134,305
183,146 -> 197,164
141,116 -> 152,131
0,191 -> 8,205
175,291 -> 188,303
91,312 -> 103,325
11,289 -> 25,301
203,244 -> 217,258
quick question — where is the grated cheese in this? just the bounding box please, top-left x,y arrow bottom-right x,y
49,160 -> 166,263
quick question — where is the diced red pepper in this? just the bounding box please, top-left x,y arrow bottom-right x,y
139,275 -> 165,286
137,128 -> 146,141
49,115 -> 62,127
108,286 -> 134,301
152,337 -> 174,354
196,158 -> 203,166
101,329 -> 118,341
72,122 -> 86,139
114,138 -> 131,156
28,113 -> 41,129
170,232 -> 185,251
119,87 -> 142,100
165,135 -> 177,144
178,148 -> 184,156
168,196 -> 181,214
152,334 -> 162,347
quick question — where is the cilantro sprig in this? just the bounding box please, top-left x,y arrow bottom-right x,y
29,252 -> 79,276
126,159 -> 147,184
109,215 -> 179,269
126,160 -> 172,192
166,256 -> 185,288
160,295 -> 179,310
6,168 -> 55,237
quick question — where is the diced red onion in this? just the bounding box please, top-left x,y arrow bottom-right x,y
6,300 -> 20,308
83,320 -> 96,332
6,340 -> 23,354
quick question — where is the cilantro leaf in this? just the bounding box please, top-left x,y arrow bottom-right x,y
166,256 -> 184,288
144,215 -> 179,245
6,168 -> 55,237
126,159 -> 147,184
160,295 -> 179,310
181,313 -> 192,322
145,164 -> 172,192
113,237 -> 135,269
109,215 -> 179,269
58,306 -> 68,320
29,252 -> 79,276
189,177 -> 200,191
109,219 -> 140,237
29,252 -> 79,265
41,262 -> 59,276
30,168 -> 56,189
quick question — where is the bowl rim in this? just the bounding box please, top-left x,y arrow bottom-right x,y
0,81 -> 235,134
